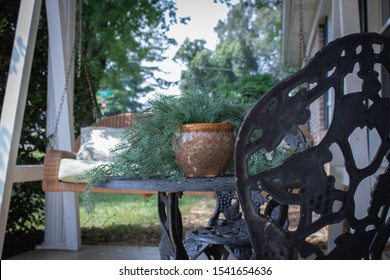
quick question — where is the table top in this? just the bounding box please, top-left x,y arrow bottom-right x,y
96,175 -> 236,193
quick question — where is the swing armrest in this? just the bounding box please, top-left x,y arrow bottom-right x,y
42,149 -> 77,192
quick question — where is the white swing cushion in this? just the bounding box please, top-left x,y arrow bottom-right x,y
58,158 -> 109,183
76,126 -> 124,161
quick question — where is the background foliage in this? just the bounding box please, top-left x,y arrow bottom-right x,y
77,0 -> 187,119
174,0 -> 290,103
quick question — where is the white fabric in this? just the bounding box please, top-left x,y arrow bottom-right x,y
58,158 -> 109,183
76,127 -> 123,161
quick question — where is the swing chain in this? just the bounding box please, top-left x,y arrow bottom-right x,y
76,0 -> 99,120
49,44 -> 77,150
84,60 -> 100,121
77,0 -> 83,78
298,0 -> 307,67
49,0 -> 98,149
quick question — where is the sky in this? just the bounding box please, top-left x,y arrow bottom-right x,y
140,0 -> 234,103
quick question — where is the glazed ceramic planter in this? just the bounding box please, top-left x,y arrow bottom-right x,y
173,123 -> 235,177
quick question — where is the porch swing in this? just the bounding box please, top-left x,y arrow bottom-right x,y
41,113 -> 155,196
42,2 -> 154,198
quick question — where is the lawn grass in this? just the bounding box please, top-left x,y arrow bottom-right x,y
79,193 -> 215,246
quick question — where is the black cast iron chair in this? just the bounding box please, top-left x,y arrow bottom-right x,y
235,32 -> 390,259
184,128 -> 308,260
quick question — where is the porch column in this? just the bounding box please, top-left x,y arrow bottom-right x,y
37,0 -> 80,251
0,0 -> 42,257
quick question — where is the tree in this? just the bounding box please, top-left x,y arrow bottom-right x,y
174,0 -> 290,101
215,0 -> 284,75
174,39 -> 217,91
227,73 -> 279,103
74,0 -> 187,124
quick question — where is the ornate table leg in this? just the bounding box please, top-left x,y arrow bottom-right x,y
157,192 -> 189,260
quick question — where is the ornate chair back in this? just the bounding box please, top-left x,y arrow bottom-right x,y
235,33 -> 390,259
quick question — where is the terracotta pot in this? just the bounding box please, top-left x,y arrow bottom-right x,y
173,123 -> 235,177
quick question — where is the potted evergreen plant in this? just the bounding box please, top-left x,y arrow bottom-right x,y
81,86 -> 249,207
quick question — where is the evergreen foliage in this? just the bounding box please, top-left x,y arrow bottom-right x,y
248,147 -> 292,176
82,87 -> 250,212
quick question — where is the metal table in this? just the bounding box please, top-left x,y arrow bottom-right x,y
97,176 -> 236,259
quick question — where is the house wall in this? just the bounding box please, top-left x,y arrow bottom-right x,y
306,0 -> 390,148
303,0 -> 390,251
